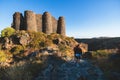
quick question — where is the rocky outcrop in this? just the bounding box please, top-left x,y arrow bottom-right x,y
79,43 -> 88,53
3,37 -> 13,49
19,33 -> 30,46
12,10 -> 66,36
35,58 -> 105,80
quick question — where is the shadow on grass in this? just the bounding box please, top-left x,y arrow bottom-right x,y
0,55 -> 66,80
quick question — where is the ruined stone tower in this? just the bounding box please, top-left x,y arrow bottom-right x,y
12,10 -> 66,36
42,12 -> 52,34
12,12 -> 24,30
24,11 -> 37,32
57,17 -> 65,36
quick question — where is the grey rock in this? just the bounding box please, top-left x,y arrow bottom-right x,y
35,59 -> 105,80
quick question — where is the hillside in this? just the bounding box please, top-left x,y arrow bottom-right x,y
0,30 -> 120,80
76,37 -> 120,80
75,37 -> 120,51
0,30 -> 78,64
0,30 -> 107,80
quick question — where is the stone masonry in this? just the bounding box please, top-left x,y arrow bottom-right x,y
24,10 -> 37,32
12,10 -> 66,36
36,14 -> 42,32
57,17 -> 65,36
12,12 -> 24,30
42,12 -> 52,34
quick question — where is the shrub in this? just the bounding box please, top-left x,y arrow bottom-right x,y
10,45 -> 24,55
1,27 -> 15,37
58,44 -> 66,53
0,58 -> 47,80
0,50 -> 7,62
28,32 -> 46,49
58,43 -> 74,59
0,63 -> 33,80
91,50 -> 113,59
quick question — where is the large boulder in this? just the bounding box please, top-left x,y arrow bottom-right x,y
53,38 -> 62,45
11,31 -> 30,46
19,33 -> 30,46
3,37 -> 13,49
79,43 -> 88,53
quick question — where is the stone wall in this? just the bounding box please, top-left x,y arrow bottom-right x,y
24,10 -> 37,32
12,10 -> 66,36
36,14 -> 42,32
42,12 -> 52,34
12,12 -> 24,30
52,16 -> 57,33
57,17 -> 65,36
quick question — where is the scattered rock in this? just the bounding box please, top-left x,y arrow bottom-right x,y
35,59 -> 105,80
19,33 -> 30,45
3,37 -> 13,49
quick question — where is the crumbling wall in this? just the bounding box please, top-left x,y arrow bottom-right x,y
12,10 -> 66,36
36,14 -> 42,32
52,16 -> 57,33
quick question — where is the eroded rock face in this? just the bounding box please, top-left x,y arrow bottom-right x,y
3,37 -> 13,49
19,33 -> 30,46
79,43 -> 88,53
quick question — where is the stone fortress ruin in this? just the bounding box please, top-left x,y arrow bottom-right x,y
12,10 -> 66,36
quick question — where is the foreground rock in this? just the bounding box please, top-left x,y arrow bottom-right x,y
35,59 -> 105,80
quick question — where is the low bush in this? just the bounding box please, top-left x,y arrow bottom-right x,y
0,63 -> 33,80
91,50 -> 113,59
1,27 -> 15,37
0,59 -> 46,80
10,45 -> 24,55
0,50 -> 8,62
28,32 -> 46,49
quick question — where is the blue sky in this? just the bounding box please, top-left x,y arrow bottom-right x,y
0,0 -> 120,38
